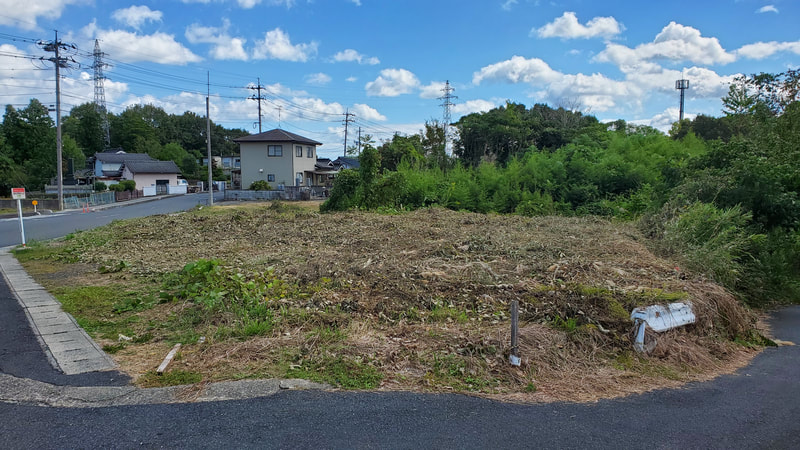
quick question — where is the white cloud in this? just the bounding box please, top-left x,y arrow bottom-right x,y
0,0 -> 86,30
351,103 -> 386,121
346,76 -> 358,83
305,72 -> 332,85
252,28 -> 317,62
534,11 -> 623,40
185,21 -> 248,61
756,5 -> 778,14
332,49 -> 379,65
82,23 -> 202,65
501,0 -> 518,11
737,41 -> 800,59
595,22 -> 735,66
180,0 -> 297,8
452,99 -> 498,115
419,81 -> 445,99
365,68 -> 420,97
629,107 -> 696,132
472,55 -> 561,85
471,54 -> 736,113
112,5 -> 163,30
350,0 -> 362,5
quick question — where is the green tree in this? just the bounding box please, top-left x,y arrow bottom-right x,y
63,103 -> 107,156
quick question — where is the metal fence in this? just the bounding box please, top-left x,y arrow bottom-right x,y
223,186 -> 330,202
63,192 -> 118,210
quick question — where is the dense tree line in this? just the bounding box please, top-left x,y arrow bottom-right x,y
0,102 -> 248,194
323,72 -> 800,306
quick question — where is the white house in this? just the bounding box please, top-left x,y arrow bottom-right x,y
234,129 -> 322,190
121,160 -> 182,194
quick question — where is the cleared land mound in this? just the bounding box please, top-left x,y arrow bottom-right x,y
19,203 -> 763,402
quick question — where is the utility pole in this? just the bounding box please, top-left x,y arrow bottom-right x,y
39,31 -> 74,211
207,72 -> 213,206
342,109 -> 355,156
675,79 -> 690,121
357,126 -> 362,154
248,78 -> 264,133
438,80 -> 457,154
93,39 -> 111,147
276,105 -> 282,129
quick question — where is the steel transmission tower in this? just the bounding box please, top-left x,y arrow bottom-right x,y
675,79 -> 690,121
438,80 -> 457,153
93,40 -> 110,147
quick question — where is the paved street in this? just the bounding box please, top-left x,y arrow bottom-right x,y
0,193 -> 220,248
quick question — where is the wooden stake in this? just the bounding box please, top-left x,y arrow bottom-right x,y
157,343 -> 182,374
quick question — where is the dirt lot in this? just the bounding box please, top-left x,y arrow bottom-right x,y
16,202 -> 764,402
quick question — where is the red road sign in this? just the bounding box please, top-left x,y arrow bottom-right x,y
11,188 -> 25,200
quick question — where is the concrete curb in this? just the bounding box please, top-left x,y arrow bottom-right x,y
0,247 -> 117,375
0,373 -> 329,408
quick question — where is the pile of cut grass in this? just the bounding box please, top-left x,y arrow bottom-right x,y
13,203 -> 764,401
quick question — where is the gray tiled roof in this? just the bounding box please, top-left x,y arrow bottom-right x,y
94,152 -> 154,164
233,129 -> 323,146
124,160 -> 181,174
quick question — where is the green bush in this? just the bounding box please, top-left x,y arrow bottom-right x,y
321,169 -> 361,212
108,183 -> 124,192
94,181 -> 107,192
661,202 -> 756,288
249,180 -> 271,191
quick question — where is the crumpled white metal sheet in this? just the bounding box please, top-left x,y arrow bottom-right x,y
630,302 -> 696,353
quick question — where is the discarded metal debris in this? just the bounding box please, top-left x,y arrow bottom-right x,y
631,302 -> 696,353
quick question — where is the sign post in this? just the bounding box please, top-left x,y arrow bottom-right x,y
12,188 -> 26,247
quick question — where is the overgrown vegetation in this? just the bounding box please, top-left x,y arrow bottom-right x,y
322,71 -> 800,307
14,204 -> 761,400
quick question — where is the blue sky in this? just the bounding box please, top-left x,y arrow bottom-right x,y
0,0 -> 798,158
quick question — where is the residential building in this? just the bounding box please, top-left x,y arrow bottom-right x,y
92,150 -> 154,180
121,160 -> 182,194
235,129 -> 322,189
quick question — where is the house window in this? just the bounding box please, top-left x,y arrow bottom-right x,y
296,146 -> 303,157
267,174 -> 275,182
306,146 -> 313,158
268,145 -> 282,157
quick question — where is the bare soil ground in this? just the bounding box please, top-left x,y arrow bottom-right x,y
17,202 -> 763,402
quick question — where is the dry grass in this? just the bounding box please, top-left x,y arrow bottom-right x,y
17,202 -> 763,402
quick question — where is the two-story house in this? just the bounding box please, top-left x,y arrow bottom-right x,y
235,129 -> 322,189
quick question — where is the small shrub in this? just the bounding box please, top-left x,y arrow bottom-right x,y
249,180 -> 271,191
94,181 -> 107,192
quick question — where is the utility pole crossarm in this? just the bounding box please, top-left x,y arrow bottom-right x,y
248,78 -> 265,133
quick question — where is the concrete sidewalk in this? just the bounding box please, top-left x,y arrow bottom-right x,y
0,247 -> 116,375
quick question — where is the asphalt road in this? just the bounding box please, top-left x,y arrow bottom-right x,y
1,195 -> 798,448
0,193 -> 221,248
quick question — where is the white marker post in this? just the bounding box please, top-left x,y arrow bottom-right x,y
12,188 -> 26,247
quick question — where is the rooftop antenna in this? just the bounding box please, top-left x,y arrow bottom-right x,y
675,77 -> 690,121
